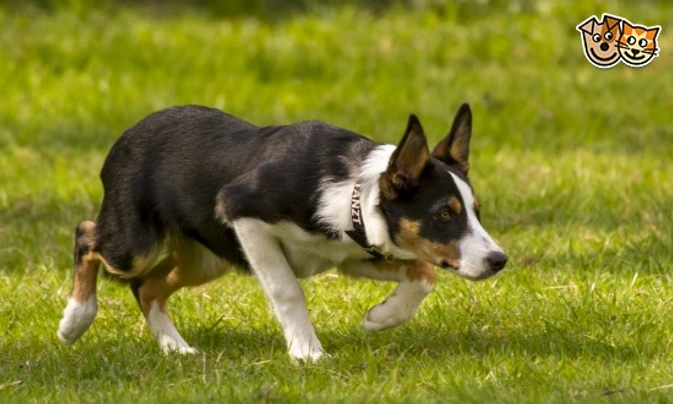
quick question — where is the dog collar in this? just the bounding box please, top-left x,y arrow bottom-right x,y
345,180 -> 394,261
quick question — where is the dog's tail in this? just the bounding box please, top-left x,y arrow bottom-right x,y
57,220 -> 100,345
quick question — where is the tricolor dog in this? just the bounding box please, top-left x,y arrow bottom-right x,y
58,104 -> 507,361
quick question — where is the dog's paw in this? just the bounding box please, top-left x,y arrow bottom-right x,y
163,345 -> 198,355
57,297 -> 98,345
158,336 -> 198,355
362,279 -> 432,332
288,338 -> 324,363
362,301 -> 412,332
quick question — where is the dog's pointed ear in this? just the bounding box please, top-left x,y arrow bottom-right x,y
432,103 -> 472,174
604,15 -> 621,31
380,114 -> 430,200
577,17 -> 596,34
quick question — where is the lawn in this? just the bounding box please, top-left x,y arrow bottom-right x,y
1,0 -> 673,402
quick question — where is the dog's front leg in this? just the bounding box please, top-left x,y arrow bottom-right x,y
233,219 -> 323,362
341,259 -> 435,331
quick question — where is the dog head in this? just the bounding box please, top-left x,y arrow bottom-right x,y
577,14 -> 622,68
378,104 -> 507,280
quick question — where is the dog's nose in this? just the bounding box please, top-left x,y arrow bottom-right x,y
486,251 -> 508,272
600,42 -> 609,51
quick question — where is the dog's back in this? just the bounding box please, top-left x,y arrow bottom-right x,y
96,105 -> 374,273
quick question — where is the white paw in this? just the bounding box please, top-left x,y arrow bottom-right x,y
362,280 -> 432,332
362,301 -> 412,332
57,297 -> 98,345
159,335 -> 198,355
288,337 -> 324,362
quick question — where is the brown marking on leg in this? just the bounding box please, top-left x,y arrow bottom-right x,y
133,255 -> 179,317
72,252 -> 100,302
405,260 -> 436,284
135,263 -> 195,353
133,243 -> 232,354
134,238 -> 232,313
361,259 -> 435,332
348,258 -> 435,284
72,221 -> 100,303
58,220 -> 102,345
339,258 -> 435,332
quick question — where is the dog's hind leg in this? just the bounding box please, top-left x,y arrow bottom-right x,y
130,255 -> 197,354
131,239 -> 231,354
58,221 -> 101,345
58,216 -> 164,346
340,259 -> 435,332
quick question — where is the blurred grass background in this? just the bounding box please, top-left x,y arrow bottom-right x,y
1,0 -> 672,402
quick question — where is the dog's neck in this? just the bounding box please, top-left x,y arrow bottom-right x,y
345,145 -> 416,260
315,144 -> 416,260
345,178 -> 392,260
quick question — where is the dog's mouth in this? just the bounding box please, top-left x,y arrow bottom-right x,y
437,259 -> 502,281
589,48 -> 619,63
438,260 -> 458,270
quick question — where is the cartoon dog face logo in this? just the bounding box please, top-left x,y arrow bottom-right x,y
616,20 -> 661,67
576,14 -> 622,68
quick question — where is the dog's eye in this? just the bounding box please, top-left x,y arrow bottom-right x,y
628,36 -> 636,45
592,34 -> 601,43
638,38 -> 648,48
604,31 -> 613,41
438,208 -> 452,221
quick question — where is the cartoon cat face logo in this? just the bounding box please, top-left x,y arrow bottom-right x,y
616,21 -> 661,67
576,14 -> 622,68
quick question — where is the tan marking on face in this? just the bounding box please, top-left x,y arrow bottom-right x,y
394,218 -> 461,267
448,196 -> 462,215
399,217 -> 420,234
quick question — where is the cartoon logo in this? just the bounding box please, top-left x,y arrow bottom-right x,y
617,20 -> 661,67
576,14 -> 621,68
577,14 -> 661,68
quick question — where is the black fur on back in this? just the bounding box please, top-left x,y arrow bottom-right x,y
95,105 -> 376,272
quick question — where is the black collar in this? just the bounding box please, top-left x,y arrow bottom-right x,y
345,179 -> 394,261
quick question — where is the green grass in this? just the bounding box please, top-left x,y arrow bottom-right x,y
2,1 -> 673,402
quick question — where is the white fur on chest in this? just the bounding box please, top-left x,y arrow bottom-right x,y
269,222 -> 370,278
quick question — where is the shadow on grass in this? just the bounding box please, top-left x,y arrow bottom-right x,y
184,324 -> 643,363
34,318 -> 642,380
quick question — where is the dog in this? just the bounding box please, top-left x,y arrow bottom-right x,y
57,103 -> 507,361
577,14 -> 622,68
